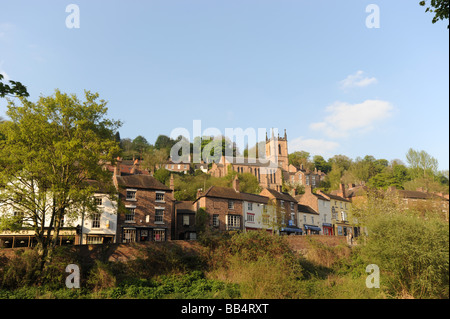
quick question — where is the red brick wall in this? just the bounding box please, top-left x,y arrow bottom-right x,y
198,197 -> 243,232
117,188 -> 174,241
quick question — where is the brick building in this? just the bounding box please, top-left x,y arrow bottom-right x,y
113,165 -> 175,243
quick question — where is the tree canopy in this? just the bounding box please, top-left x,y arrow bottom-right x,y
0,90 -> 121,268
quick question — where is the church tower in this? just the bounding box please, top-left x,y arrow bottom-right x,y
265,129 -> 289,172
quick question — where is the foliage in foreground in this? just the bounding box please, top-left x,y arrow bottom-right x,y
0,221 -> 448,299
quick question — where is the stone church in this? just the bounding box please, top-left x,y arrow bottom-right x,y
209,129 -> 325,192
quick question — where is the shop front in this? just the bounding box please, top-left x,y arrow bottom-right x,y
322,223 -> 333,236
303,224 -> 321,235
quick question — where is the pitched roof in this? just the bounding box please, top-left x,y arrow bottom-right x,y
196,186 -> 270,204
262,188 -> 297,202
322,192 -> 351,202
175,201 -> 196,213
199,185 -> 243,201
297,204 -> 319,215
115,174 -> 171,191
396,189 -> 448,201
240,192 -> 269,204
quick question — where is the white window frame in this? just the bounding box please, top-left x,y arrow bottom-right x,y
125,206 -> 136,223
183,214 -> 190,226
91,213 -> 101,228
155,191 -> 165,203
212,214 -> 219,227
155,208 -> 164,224
126,189 -> 137,201
227,215 -> 241,229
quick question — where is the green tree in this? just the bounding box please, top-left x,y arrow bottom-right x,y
0,74 -> 29,98
0,90 -> 121,268
313,155 -> 331,174
131,135 -> 151,159
405,148 -> 439,179
288,151 -> 313,170
420,0 -> 449,28
153,168 -> 172,185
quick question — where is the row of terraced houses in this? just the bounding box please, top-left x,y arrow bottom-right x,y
0,131 -> 448,247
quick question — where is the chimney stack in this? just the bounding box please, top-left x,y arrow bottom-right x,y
232,175 -> 240,192
170,174 -> 174,191
305,185 -> 312,195
339,183 -> 346,198
114,157 -> 122,177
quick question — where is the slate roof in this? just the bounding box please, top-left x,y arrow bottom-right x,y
196,186 -> 269,204
263,188 -> 297,202
115,174 -> 171,191
297,204 -> 320,215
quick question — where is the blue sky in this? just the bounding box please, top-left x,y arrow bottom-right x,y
1,0 -> 448,170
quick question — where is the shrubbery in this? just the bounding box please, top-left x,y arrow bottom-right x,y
0,218 -> 448,299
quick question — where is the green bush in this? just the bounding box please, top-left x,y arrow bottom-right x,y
361,213 -> 449,298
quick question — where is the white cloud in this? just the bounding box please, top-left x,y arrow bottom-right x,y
310,99 -> 393,138
339,70 -> 377,89
289,137 -> 340,158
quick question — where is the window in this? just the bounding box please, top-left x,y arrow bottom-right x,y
125,207 -> 135,222
87,236 -> 103,244
278,144 -> 282,155
156,192 -> 164,202
92,213 -> 101,228
323,214 -> 327,223
248,202 -> 253,211
228,200 -> 234,210
212,214 -> 219,227
341,211 -> 347,222
311,216 -> 314,224
126,190 -> 136,200
290,202 -> 294,212
94,197 -> 103,206
183,215 -> 190,226
123,229 -> 136,243
155,209 -> 164,223
303,215 -> 307,223
262,214 -> 270,225
227,215 -> 240,229
153,229 -> 165,241
247,213 -> 255,222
